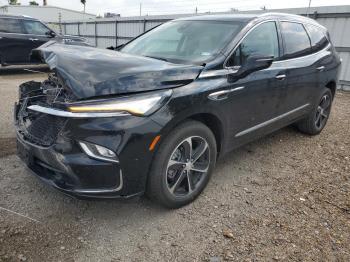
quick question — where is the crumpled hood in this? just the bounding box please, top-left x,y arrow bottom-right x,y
31,42 -> 203,99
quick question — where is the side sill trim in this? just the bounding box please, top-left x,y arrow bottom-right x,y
74,171 -> 124,194
27,105 -> 130,118
235,103 -> 310,137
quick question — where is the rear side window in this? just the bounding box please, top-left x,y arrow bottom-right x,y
280,22 -> 311,59
23,20 -> 51,35
305,24 -> 329,52
227,21 -> 279,67
0,18 -> 24,34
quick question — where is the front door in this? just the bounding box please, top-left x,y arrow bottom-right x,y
222,21 -> 287,149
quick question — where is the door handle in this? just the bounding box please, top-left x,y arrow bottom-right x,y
275,74 -> 286,80
316,66 -> 325,72
29,38 -> 39,41
208,86 -> 245,101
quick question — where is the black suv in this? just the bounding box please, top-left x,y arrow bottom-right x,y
15,13 -> 341,208
0,14 -> 88,65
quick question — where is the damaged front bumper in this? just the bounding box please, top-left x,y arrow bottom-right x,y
14,81 -> 164,199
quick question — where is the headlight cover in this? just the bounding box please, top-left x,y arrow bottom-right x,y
67,89 -> 172,116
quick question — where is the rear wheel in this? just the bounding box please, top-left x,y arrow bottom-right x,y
296,88 -> 333,135
146,120 -> 217,208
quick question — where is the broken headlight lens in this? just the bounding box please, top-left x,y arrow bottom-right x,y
67,90 -> 172,116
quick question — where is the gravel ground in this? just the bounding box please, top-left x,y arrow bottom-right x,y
0,71 -> 349,261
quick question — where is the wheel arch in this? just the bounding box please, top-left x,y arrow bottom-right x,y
157,111 -> 226,158
325,80 -> 337,98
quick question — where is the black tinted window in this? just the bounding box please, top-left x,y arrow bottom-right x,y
0,18 -> 24,33
281,22 -> 311,59
305,24 -> 329,52
227,22 -> 279,67
23,20 -> 51,35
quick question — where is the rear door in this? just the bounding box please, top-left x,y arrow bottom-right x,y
222,21 -> 287,148
0,17 -> 28,64
304,23 -> 333,99
276,21 -> 316,115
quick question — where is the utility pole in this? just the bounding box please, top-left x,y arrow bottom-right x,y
139,3 -> 142,16
195,6 -> 198,14
307,0 -> 312,17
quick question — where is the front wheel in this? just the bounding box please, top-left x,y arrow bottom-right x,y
146,120 -> 217,208
296,88 -> 333,135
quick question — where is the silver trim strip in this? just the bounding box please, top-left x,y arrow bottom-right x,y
199,67 -> 240,79
235,103 -> 310,137
27,105 -> 130,118
74,171 -> 123,193
0,32 -> 49,37
79,142 -> 119,163
224,19 -> 331,68
273,44 -> 331,64
208,86 -> 245,101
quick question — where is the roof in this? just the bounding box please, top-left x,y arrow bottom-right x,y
176,14 -> 258,22
0,13 -> 38,20
177,12 -> 318,23
0,5 -> 96,17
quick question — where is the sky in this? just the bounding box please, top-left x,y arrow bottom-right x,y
0,0 -> 349,17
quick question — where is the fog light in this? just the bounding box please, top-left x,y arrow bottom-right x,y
79,141 -> 119,163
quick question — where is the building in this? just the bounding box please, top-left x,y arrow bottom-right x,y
0,5 -> 96,23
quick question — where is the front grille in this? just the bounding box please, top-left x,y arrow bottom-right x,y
20,113 -> 66,147
16,75 -> 74,147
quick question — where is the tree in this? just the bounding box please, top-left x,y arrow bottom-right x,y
81,0 -> 86,13
29,1 -> 39,5
8,0 -> 18,5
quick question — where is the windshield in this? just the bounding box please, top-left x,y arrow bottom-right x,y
120,20 -> 244,64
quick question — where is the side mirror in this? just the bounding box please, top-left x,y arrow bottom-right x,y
235,54 -> 274,79
115,44 -> 125,51
106,44 -> 125,51
46,31 -> 56,38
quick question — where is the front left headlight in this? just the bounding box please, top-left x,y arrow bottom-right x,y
67,89 -> 172,116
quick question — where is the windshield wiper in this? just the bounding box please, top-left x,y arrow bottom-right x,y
145,55 -> 169,62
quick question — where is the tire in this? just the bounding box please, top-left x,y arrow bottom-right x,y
146,120 -> 217,209
296,88 -> 333,135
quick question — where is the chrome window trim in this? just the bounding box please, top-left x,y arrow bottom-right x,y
74,171 -> 124,193
224,18 -> 331,69
0,32 -> 49,37
272,43 -> 331,64
27,105 -> 131,118
235,103 -> 310,137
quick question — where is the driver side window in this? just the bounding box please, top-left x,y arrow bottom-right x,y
227,21 -> 279,67
22,20 -> 51,35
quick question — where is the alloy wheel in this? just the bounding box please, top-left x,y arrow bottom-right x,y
315,94 -> 331,129
165,136 -> 210,197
